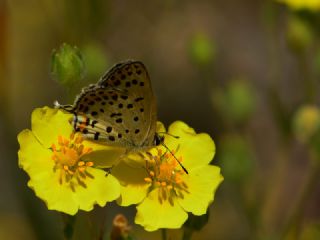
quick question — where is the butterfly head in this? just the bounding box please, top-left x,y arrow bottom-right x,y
154,133 -> 164,146
154,133 -> 189,174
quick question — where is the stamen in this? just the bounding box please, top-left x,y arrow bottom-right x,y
70,182 -> 75,192
58,136 -> 63,145
144,149 -> 188,204
51,144 -> 56,152
75,136 -> 82,144
78,145 -> 84,155
50,134 -> 95,191
168,196 -> 174,206
181,182 -> 188,189
177,191 -> 184,199
85,170 -> 94,179
78,161 -> 85,166
76,176 -> 87,188
70,132 -> 75,140
86,162 -> 94,167
161,187 -> 167,200
79,171 -> 86,178
144,177 -> 152,183
158,193 -> 163,204
82,147 -> 92,155
64,139 -> 69,146
176,178 -> 183,184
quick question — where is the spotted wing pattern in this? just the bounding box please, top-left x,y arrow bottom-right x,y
62,60 -> 157,149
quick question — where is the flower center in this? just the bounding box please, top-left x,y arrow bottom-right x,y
144,149 -> 189,205
51,133 -> 94,191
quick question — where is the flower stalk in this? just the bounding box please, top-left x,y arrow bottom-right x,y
62,214 -> 76,240
282,153 -> 320,239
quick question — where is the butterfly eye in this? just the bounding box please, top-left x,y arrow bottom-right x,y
154,134 -> 164,146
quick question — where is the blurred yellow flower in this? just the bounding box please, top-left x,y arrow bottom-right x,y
18,107 -> 120,215
113,121 -> 223,231
293,105 -> 320,143
277,0 -> 320,11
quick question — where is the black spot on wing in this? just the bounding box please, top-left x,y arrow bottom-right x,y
94,132 -> 100,140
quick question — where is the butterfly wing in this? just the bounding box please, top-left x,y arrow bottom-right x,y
100,61 -> 157,147
70,60 -> 157,148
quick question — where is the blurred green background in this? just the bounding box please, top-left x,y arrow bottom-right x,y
1,0 -> 320,239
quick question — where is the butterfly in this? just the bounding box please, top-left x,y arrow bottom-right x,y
56,60 -> 188,173
55,60 -> 163,151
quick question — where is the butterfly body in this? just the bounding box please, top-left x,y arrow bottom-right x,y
56,60 -> 158,151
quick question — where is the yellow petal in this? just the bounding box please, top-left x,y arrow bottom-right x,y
135,189 -> 188,231
277,0 -> 320,11
177,165 -> 223,215
28,167 -> 120,215
112,160 -> 150,206
18,106 -> 122,215
165,121 -> 216,171
74,169 -> 120,211
31,107 -> 73,148
18,129 -> 54,174
27,169 -> 78,215
156,121 -> 166,133
117,184 -> 150,207
82,140 -> 125,168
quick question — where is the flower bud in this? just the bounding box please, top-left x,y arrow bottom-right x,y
286,16 -> 313,53
110,214 -> 132,240
188,33 -> 215,66
211,79 -> 256,124
293,105 -> 320,143
51,43 -> 85,88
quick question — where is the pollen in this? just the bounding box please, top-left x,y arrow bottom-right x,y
144,177 -> 152,183
144,149 -> 189,205
51,133 -> 94,191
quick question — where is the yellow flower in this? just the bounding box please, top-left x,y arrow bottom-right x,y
293,105 -> 320,143
18,107 -> 122,215
277,0 -> 320,11
113,121 -> 223,231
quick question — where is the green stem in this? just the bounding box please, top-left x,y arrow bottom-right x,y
161,228 -> 167,240
297,52 -> 316,103
182,228 -> 193,240
259,142 -> 291,237
62,214 -> 76,240
282,156 -> 320,239
223,182 -> 259,239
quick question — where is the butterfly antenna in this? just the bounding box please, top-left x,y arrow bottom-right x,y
160,142 -> 188,174
54,101 -> 74,114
